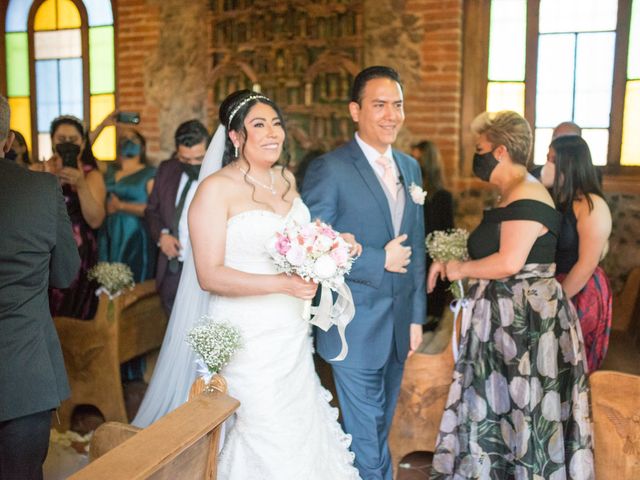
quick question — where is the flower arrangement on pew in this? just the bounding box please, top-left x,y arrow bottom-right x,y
88,262 -> 135,322
88,262 -> 135,299
187,316 -> 242,389
267,219 -> 357,361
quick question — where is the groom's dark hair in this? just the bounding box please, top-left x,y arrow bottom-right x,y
350,66 -> 403,105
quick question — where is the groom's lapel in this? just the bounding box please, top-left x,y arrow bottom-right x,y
395,152 -> 413,234
347,141 -> 394,237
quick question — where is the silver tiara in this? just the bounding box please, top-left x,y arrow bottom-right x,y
227,94 -> 270,129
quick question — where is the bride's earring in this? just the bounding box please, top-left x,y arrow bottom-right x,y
234,145 -> 239,158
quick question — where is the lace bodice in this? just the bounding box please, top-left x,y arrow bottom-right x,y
224,197 -> 310,274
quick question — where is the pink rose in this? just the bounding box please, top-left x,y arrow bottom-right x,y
275,235 -> 291,255
320,226 -> 338,239
330,247 -> 349,267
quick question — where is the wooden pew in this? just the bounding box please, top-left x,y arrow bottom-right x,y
590,370 -> 640,479
389,334 -> 455,474
601,266 -> 640,374
54,280 -> 168,429
68,379 -> 239,480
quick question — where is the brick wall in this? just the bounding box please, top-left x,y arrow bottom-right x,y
115,0 -> 162,160
403,0 -> 463,180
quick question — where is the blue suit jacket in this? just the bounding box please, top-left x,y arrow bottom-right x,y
302,140 -> 427,369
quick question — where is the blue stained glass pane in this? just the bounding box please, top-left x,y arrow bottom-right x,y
59,58 -> 84,120
83,0 -> 114,26
36,60 -> 60,132
5,0 -> 35,33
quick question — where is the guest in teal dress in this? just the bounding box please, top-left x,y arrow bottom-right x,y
98,129 -> 157,282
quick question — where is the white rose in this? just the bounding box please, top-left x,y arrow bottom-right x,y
409,183 -> 427,205
312,234 -> 334,254
313,254 -> 338,280
285,245 -> 306,267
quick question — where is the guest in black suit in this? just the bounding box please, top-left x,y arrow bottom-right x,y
411,140 -> 454,327
0,96 -> 80,480
145,120 -> 209,315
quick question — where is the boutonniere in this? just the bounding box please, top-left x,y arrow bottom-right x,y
408,183 -> 427,205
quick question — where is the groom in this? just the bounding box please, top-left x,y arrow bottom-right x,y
302,66 -> 426,479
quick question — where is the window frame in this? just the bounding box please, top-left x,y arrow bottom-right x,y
461,0 -> 638,176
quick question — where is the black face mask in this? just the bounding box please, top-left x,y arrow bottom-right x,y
5,149 -> 17,161
181,162 -> 201,180
55,142 -> 82,168
472,150 -> 500,182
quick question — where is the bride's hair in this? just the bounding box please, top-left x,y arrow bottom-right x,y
219,89 -> 292,201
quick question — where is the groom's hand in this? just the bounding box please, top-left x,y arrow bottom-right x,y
384,234 -> 411,273
408,324 -> 423,357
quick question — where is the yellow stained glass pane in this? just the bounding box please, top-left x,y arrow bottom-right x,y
90,94 -> 116,161
57,0 -> 81,29
486,82 -> 525,115
621,80 -> 640,166
8,97 -> 32,154
34,0 -> 57,31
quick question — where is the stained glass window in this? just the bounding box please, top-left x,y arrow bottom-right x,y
4,0 -> 116,161
621,0 -> 640,166
486,0 -> 527,115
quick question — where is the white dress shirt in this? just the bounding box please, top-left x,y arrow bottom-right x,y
175,173 -> 199,261
354,133 -> 398,180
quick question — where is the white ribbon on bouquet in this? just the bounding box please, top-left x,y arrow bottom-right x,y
449,279 -> 469,363
302,282 -> 355,361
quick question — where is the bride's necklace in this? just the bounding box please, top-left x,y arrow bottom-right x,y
236,164 -> 276,195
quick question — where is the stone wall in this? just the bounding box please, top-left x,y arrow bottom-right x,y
116,0 -> 211,162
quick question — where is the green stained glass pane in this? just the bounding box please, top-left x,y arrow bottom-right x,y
488,0 -> 527,81
6,32 -> 30,96
628,0 -> 640,79
89,26 -> 115,94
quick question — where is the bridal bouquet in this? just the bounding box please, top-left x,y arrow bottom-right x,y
88,262 -> 135,299
425,228 -> 470,299
187,316 -> 242,378
267,219 -> 357,361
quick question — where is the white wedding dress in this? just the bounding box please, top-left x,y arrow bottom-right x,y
213,197 -> 360,479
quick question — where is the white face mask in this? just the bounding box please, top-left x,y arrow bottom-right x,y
540,162 -> 555,188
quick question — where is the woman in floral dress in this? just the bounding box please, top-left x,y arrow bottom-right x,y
428,111 -> 593,479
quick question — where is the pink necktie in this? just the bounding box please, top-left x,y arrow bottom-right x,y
376,156 -> 397,200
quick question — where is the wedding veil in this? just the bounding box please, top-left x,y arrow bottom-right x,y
132,125 -> 227,427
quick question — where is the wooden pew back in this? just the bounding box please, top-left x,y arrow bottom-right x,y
54,280 -> 168,429
70,387 -> 239,480
591,370 -> 640,479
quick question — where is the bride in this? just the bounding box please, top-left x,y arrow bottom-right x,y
134,89 -> 361,479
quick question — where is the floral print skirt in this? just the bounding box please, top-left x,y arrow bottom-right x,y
430,264 -> 594,480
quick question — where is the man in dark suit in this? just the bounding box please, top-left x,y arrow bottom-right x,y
145,120 -> 209,315
0,96 -> 80,480
302,66 -> 426,479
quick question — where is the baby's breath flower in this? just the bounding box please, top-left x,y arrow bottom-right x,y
88,262 -> 134,296
426,229 -> 470,263
187,316 -> 242,374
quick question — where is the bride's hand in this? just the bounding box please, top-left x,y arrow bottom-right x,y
281,274 -> 318,300
340,233 -> 363,257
